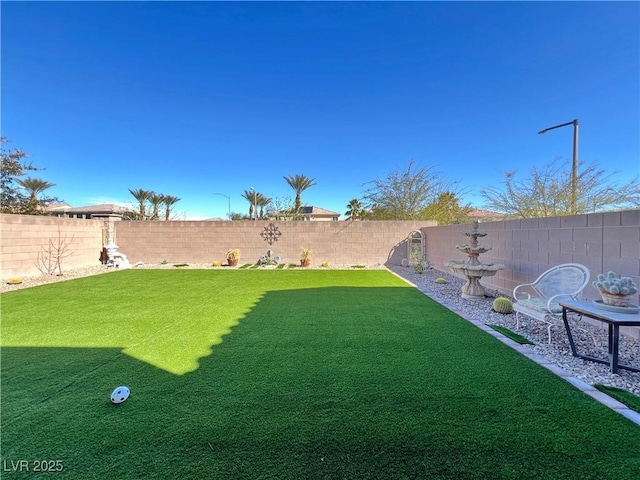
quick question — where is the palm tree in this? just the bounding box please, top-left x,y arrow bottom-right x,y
255,193 -> 271,220
345,198 -> 364,220
16,177 -> 55,202
128,188 -> 152,220
161,195 -> 181,221
148,192 -> 164,220
283,174 -> 316,219
16,177 -> 55,214
241,189 -> 259,220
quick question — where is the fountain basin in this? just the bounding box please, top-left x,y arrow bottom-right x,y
443,260 -> 506,299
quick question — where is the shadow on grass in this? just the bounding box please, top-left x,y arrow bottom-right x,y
2,282 -> 640,479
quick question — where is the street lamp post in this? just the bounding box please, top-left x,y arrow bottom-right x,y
538,119 -> 579,214
212,192 -> 231,220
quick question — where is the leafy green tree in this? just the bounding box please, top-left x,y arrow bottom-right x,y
421,192 -> 473,225
229,212 -> 248,221
1,137 -> 59,214
363,160 -> 456,220
480,159 -> 640,218
345,198 -> 365,220
283,174 -> 316,219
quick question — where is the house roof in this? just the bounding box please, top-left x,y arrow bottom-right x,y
299,206 -> 340,216
47,203 -> 134,215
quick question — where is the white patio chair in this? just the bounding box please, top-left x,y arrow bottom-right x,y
513,263 -> 591,344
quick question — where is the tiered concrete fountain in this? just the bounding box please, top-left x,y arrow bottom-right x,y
443,221 -> 505,299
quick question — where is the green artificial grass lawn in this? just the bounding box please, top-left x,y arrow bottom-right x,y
488,324 -> 535,345
2,270 -> 639,479
595,384 -> 640,413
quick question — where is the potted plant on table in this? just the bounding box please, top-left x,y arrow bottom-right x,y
300,248 -> 312,267
593,272 -> 638,307
226,248 -> 241,267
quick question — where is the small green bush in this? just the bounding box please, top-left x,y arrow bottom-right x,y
173,263 -> 189,268
492,297 -> 514,314
6,277 -> 22,285
435,277 -> 448,284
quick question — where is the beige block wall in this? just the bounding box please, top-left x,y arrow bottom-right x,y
423,210 -> 640,302
2,212 -> 638,337
0,214 -> 105,280
115,220 -> 432,266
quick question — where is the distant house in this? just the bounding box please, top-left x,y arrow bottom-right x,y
269,205 -> 341,221
48,203 -> 134,220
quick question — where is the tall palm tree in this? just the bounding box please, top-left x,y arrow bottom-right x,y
128,188 -> 152,220
241,189 -> 259,220
16,177 -> 55,202
16,177 -> 55,214
283,174 -> 316,219
345,198 -> 364,220
148,192 -> 164,220
161,195 -> 181,221
255,193 -> 271,220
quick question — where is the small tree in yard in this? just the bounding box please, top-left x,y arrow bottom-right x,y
481,158 -> 640,218
36,229 -> 75,276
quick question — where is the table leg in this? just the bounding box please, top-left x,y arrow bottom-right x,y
562,307 -> 578,356
609,324 -> 620,374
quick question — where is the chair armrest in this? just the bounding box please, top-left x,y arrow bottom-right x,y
513,283 -> 535,300
546,293 -> 574,314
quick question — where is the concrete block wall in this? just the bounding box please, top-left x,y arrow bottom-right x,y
114,220 -> 432,266
423,210 -> 640,303
0,214 -> 104,279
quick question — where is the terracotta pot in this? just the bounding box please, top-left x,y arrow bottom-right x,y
227,258 -> 239,267
300,258 -> 311,267
600,292 -> 632,307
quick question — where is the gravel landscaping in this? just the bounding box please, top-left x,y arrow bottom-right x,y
3,262 -> 639,397
387,264 -> 640,397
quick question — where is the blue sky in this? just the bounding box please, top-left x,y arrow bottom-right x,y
2,1 -> 639,220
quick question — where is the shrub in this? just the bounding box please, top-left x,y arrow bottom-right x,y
226,249 -> 241,261
212,260 -> 222,267
321,261 -> 329,268
435,277 -> 448,284
6,277 -> 22,285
